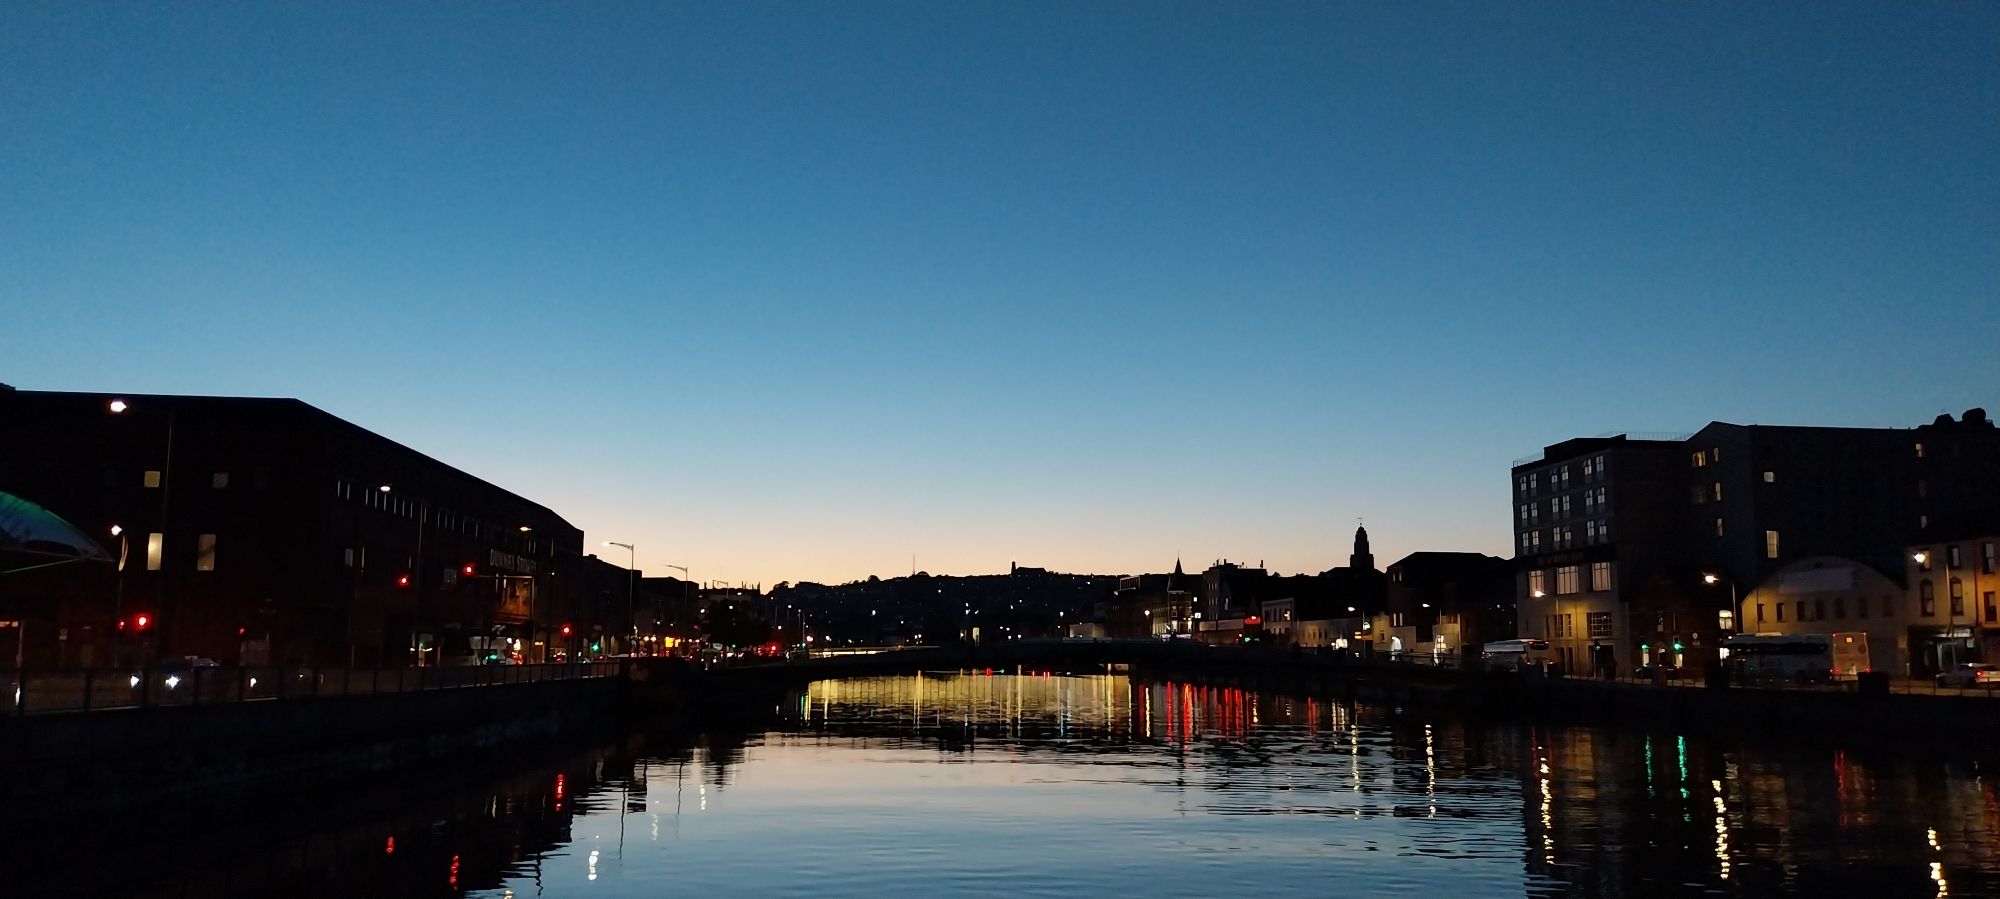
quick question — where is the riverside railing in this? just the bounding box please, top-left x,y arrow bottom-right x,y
3,661 -> 622,716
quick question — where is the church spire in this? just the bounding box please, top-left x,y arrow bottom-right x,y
1350,524 -> 1374,571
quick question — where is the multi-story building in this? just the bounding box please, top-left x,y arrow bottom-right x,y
1906,530 -> 2000,675
1519,408 -> 2000,676
1685,412 -> 1998,610
1512,435 -> 1688,675
0,389 -> 588,668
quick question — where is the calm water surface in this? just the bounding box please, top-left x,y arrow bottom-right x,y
32,673 -> 2000,897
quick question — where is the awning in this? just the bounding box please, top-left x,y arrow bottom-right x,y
0,491 -> 113,575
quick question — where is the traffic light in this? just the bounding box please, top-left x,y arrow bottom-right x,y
1671,641 -> 1684,653
560,623 -> 573,637
462,564 -> 476,577
396,573 -> 412,588
132,613 -> 152,632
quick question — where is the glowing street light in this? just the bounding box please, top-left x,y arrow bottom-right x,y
605,541 -> 637,653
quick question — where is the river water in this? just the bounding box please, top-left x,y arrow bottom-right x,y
26,672 -> 2000,897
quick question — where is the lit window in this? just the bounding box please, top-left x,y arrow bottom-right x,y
1528,570 -> 1546,595
1763,470 -> 1774,483
1920,581 -> 1936,617
1715,517 -> 1724,537
1590,561 -> 1612,592
196,534 -> 216,571
1764,530 -> 1779,560
1917,550 -> 1933,571
144,470 -> 162,489
1692,451 -> 1706,469
212,471 -> 229,489
146,532 -> 164,571
1947,545 -> 1961,569
1556,565 -> 1580,595
1915,442 -> 1925,458
1717,609 -> 1735,631
1712,482 -> 1723,502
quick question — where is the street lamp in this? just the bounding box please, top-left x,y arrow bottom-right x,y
379,484 -> 432,665
1702,573 -> 1738,633
1915,551 -> 1956,672
605,541 -> 636,655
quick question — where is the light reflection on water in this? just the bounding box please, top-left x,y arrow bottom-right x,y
460,672 -> 2000,898
19,672 -> 2000,897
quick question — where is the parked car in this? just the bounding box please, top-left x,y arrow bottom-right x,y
1935,664 -> 2000,688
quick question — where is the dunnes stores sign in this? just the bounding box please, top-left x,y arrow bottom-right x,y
487,548 -> 534,575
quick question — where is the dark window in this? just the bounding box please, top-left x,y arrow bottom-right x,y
1920,580 -> 1936,617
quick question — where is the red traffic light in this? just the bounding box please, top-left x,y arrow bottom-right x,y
462,564 -> 476,576
560,623 -> 573,637
132,613 -> 152,631
396,573 -> 412,588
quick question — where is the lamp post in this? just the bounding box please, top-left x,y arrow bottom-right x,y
1702,573 -> 1738,633
660,564 -> 689,652
379,484 -> 430,666
605,541 -> 636,655
108,398 -> 170,666
1915,551 -> 1955,673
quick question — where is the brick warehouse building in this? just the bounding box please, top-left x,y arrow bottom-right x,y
0,388 -> 604,669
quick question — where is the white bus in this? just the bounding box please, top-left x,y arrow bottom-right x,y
1482,639 -> 1555,672
1721,633 -> 1870,683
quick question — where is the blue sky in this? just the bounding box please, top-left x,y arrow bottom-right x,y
5,2 -> 1996,587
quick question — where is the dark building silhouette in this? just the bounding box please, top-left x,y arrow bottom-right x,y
1381,551 -> 1513,658
0,390 -> 590,668
1319,525 -> 1388,622
1106,560 -> 1198,638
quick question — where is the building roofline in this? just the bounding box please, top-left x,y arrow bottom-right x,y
13,389 -> 579,531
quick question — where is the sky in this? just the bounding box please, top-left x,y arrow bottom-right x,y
4,2 -> 1996,588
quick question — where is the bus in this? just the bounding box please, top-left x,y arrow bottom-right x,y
1829,632 -> 1871,677
1482,639 -> 1555,673
1721,633 -> 1870,684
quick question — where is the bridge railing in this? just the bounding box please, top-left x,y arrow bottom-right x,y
3,661 -> 623,715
